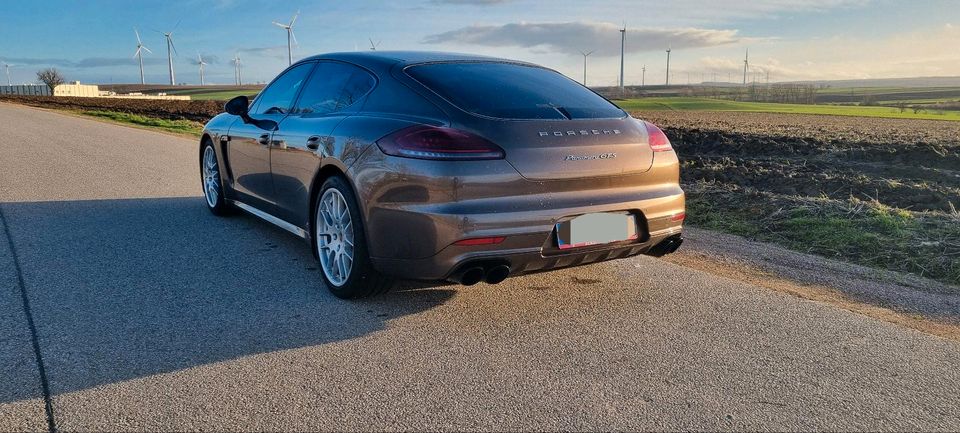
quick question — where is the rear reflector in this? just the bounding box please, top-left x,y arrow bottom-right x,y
644,121 -> 673,152
670,212 -> 686,222
454,237 -> 506,246
377,125 -> 505,161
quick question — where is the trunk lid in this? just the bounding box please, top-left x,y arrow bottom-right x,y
477,117 -> 654,181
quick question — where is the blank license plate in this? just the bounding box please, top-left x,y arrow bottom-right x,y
556,212 -> 638,250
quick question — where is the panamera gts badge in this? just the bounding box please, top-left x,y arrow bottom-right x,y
564,153 -> 617,161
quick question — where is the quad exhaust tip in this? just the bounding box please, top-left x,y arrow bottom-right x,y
646,235 -> 684,257
458,266 -> 485,286
451,263 -> 512,286
484,264 -> 510,284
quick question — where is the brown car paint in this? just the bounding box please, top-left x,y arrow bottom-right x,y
201,51 -> 684,283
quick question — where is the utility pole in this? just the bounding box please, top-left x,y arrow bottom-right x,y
580,50 -> 594,87
619,26 -> 626,95
665,48 -> 671,86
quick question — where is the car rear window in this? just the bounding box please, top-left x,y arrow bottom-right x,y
406,62 -> 625,120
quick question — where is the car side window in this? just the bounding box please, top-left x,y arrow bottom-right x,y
251,62 -> 315,115
294,61 -> 376,115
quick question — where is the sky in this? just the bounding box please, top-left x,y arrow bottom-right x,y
0,0 -> 958,86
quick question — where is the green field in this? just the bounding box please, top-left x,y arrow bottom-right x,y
616,97 -> 960,121
166,89 -> 260,101
813,86 -> 960,106
815,86 -> 960,96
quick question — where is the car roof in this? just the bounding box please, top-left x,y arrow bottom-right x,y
300,51 -> 536,70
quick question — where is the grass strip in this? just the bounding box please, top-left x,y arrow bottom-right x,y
80,110 -> 204,136
686,182 -> 960,285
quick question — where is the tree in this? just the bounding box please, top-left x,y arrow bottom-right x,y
36,68 -> 65,94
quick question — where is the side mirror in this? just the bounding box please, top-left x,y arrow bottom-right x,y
225,95 -> 250,118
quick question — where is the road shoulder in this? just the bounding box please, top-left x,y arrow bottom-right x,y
0,101 -> 200,140
667,227 -> 960,341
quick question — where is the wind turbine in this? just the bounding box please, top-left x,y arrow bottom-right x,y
2,62 -> 13,86
369,38 -> 381,51
160,29 -> 179,85
273,10 -> 299,66
132,29 -> 152,85
743,48 -> 749,86
197,53 -> 208,86
232,53 -> 242,85
665,47 -> 672,86
641,65 -> 646,88
579,50 -> 594,86
618,25 -> 626,94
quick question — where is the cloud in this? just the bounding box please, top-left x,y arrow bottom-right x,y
429,0 -> 510,4
0,57 -> 166,68
632,0 -> 872,22
697,56 -> 743,73
423,22 -> 742,56
237,46 -> 289,60
714,0 -> 870,14
191,54 -> 221,65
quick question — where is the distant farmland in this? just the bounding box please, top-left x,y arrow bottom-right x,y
164,88 -> 262,101
98,84 -> 263,101
616,97 -> 960,121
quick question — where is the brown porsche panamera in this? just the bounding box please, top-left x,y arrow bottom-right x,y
200,51 -> 685,298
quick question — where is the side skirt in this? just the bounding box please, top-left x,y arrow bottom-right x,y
229,200 -> 309,239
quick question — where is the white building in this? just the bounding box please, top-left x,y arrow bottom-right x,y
0,81 -> 191,100
53,81 -> 100,97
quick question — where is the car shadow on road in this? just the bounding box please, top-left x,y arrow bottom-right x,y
1,196 -> 454,403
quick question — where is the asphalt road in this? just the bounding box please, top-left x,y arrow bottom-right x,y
1,102 -> 959,432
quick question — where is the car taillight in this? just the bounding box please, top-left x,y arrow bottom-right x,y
377,125 -> 505,161
644,121 -> 673,152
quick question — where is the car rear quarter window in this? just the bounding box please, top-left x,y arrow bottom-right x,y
405,62 -> 625,120
295,62 -> 376,115
251,62 -> 315,115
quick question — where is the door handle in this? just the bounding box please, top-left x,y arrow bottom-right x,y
258,134 -> 270,145
306,136 -> 322,150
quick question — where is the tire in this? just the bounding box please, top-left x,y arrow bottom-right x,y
200,140 -> 231,216
313,176 -> 394,299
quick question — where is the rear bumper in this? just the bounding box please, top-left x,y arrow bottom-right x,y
351,146 -> 685,281
367,188 -> 685,281
372,226 -> 683,281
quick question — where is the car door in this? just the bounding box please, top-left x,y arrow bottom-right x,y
270,61 -> 377,227
224,62 -> 315,209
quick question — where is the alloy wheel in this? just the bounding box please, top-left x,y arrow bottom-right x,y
202,146 -> 220,208
316,188 -> 355,287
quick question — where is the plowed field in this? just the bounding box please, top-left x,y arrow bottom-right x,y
635,111 -> 960,284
